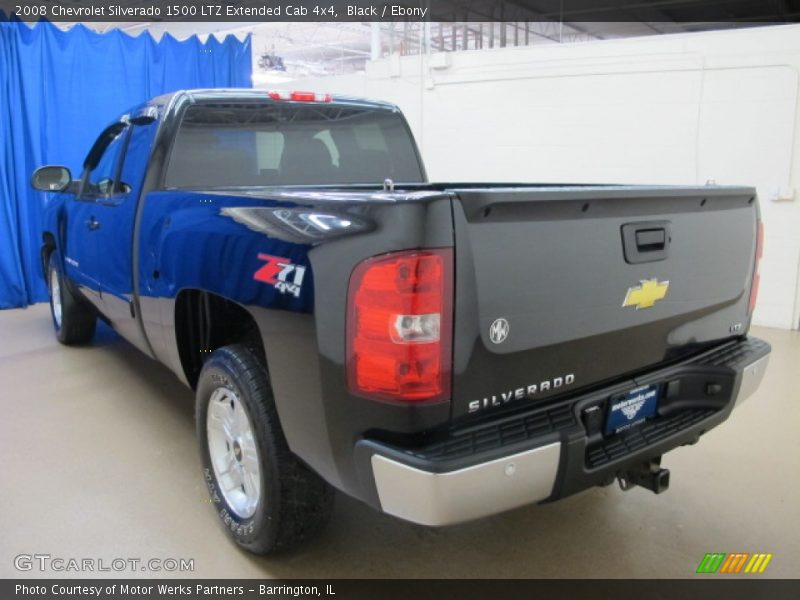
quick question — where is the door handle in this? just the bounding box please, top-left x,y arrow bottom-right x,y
86,217 -> 101,231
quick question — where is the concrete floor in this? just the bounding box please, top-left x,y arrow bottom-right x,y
0,304 -> 798,578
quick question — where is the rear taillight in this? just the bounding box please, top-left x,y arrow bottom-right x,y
748,220 -> 764,313
267,90 -> 332,103
346,249 -> 453,404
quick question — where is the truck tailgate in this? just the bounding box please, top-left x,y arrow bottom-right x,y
449,185 -> 759,421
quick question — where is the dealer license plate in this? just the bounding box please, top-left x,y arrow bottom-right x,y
605,383 -> 661,435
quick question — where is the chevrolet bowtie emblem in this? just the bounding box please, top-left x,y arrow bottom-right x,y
623,279 -> 669,310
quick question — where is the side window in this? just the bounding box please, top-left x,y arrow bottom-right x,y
119,122 -> 157,195
86,127 -> 128,197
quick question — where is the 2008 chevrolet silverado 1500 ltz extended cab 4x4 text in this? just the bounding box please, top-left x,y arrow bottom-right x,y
32,89 -> 770,554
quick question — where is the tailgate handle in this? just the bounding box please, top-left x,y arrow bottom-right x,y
635,228 -> 666,252
622,221 -> 670,264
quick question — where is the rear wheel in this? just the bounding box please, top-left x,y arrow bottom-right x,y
47,253 -> 96,345
196,344 -> 334,554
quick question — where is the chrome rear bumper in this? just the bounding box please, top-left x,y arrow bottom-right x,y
733,354 -> 769,407
371,442 -> 560,526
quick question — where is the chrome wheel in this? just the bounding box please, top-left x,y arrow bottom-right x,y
206,387 -> 262,519
50,267 -> 62,329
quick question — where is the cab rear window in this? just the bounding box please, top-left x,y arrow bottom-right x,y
164,103 -> 424,188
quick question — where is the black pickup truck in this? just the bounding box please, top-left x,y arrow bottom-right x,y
32,89 -> 770,554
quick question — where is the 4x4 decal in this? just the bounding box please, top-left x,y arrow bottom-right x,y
253,253 -> 306,298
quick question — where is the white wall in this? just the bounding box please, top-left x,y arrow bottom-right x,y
266,25 -> 800,330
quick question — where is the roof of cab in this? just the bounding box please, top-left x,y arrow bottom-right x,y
147,88 -> 399,112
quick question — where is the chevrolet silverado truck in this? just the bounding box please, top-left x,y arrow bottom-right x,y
32,89 -> 770,554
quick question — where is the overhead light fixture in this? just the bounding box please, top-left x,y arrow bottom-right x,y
258,53 -> 286,71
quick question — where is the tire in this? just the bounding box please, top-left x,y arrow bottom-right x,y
196,344 -> 334,554
47,252 -> 96,345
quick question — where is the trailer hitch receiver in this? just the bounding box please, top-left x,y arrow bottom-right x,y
618,457 -> 670,494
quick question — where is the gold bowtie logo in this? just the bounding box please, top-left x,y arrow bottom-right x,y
623,279 -> 669,310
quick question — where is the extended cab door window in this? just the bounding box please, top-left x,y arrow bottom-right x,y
118,121 -> 157,197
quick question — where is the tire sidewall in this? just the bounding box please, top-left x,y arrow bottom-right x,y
47,253 -> 65,339
196,350 -> 280,551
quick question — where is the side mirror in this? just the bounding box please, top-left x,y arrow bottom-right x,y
31,166 -> 72,193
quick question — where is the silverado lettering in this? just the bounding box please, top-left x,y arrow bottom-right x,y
468,374 -> 577,413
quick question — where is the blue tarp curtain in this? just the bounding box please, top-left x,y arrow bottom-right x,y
0,20 -> 252,308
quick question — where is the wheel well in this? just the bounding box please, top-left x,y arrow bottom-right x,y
174,290 -> 266,389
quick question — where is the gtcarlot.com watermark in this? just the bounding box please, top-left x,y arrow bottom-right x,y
14,554 -> 194,573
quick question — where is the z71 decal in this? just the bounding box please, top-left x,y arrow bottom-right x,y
253,253 -> 306,298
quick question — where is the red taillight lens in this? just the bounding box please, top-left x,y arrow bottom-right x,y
346,249 -> 453,404
749,221 -> 764,313
267,90 -> 332,103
